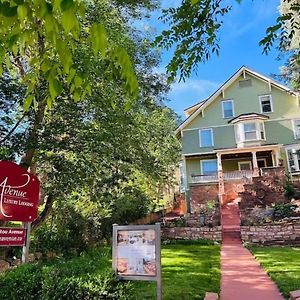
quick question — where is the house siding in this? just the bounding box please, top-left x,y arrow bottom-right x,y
182,73 -> 299,156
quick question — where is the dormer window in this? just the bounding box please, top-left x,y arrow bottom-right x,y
222,100 -> 234,118
259,95 -> 273,113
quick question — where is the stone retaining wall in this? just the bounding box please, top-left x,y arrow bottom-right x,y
241,223 -> 300,244
162,226 -> 222,242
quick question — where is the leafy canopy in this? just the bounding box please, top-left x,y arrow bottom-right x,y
0,0 -> 138,109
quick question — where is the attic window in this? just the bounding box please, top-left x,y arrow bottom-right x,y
239,79 -> 252,88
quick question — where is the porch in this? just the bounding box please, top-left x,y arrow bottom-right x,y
187,145 -> 282,186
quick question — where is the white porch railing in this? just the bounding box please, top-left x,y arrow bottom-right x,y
191,170 -> 253,183
191,173 -> 218,183
223,170 -> 253,180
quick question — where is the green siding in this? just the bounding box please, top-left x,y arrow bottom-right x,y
181,73 -> 300,155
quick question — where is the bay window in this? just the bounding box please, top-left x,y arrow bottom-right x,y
235,121 -> 266,143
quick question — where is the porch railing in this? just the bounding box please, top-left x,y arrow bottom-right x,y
191,173 -> 218,183
223,170 -> 253,180
191,170 -> 253,183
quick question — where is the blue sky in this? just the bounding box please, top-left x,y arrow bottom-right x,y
144,0 -> 283,117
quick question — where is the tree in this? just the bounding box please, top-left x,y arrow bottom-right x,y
0,0 -> 180,238
156,0 -> 300,84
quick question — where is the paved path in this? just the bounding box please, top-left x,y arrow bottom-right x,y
220,202 -> 284,300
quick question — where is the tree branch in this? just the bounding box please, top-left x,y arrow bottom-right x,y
0,112 -> 27,143
31,194 -> 55,232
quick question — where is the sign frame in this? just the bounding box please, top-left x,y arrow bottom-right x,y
112,223 -> 162,300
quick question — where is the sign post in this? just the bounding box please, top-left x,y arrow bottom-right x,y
112,223 -> 162,300
21,222 -> 31,263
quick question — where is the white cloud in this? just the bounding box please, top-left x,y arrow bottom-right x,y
166,78 -> 220,116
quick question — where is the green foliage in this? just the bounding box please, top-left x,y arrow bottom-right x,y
284,180 -> 296,199
272,203 -> 297,220
0,248 -> 133,300
31,203 -> 88,256
156,0 -> 231,81
0,0 -> 138,109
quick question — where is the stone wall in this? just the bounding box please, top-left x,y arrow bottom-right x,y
162,226 -> 222,242
241,222 -> 300,245
190,183 -> 219,213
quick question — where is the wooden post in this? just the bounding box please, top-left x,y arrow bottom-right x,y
21,222 -> 31,264
155,223 -> 162,300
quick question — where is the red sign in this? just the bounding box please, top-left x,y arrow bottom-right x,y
0,161 -> 40,222
0,227 -> 26,246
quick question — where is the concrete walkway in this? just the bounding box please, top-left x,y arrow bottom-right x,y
220,202 -> 284,300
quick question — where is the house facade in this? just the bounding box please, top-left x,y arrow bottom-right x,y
176,66 -> 300,212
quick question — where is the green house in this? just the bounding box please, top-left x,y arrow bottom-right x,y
176,66 -> 300,213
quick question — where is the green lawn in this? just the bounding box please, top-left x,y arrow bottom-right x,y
250,246 -> 300,299
132,241 -> 220,300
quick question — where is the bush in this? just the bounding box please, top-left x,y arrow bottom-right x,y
0,248 -> 133,300
284,180 -> 295,199
272,203 -> 297,220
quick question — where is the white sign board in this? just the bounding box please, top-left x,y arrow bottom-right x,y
112,223 -> 162,299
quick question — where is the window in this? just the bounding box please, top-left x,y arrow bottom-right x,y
239,79 -> 252,88
243,123 -> 257,140
222,100 -> 234,118
259,95 -> 273,113
238,161 -> 252,171
199,128 -> 213,147
234,121 -> 266,143
286,148 -> 300,173
292,119 -> 300,139
201,160 -> 217,175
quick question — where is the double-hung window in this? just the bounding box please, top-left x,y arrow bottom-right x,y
199,128 -> 213,147
201,160 -> 217,175
292,119 -> 300,139
222,100 -> 234,118
259,95 -> 273,113
243,123 -> 257,140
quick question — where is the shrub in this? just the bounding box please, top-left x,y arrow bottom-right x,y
0,248 -> 133,300
284,180 -> 295,199
272,203 -> 297,220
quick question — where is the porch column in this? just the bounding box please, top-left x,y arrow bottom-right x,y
217,153 -> 224,203
251,151 -> 259,177
182,156 -> 191,213
274,149 -> 281,166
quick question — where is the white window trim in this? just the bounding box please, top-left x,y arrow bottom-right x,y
200,159 -> 218,175
243,122 -> 258,141
199,128 -> 214,147
259,94 -> 273,114
238,161 -> 252,171
236,121 -> 266,143
292,119 -> 300,140
285,145 -> 300,173
222,99 -> 235,119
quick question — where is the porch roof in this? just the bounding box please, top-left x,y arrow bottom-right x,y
214,144 -> 282,155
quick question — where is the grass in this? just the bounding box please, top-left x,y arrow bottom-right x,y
250,246 -> 300,299
131,240 -> 220,300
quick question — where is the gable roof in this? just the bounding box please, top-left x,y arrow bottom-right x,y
176,66 -> 296,135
